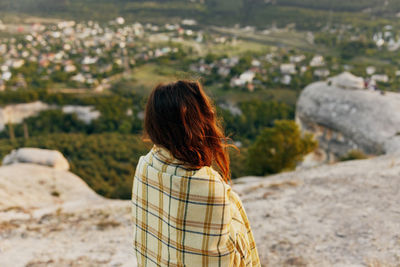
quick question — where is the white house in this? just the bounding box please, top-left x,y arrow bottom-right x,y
71,73 -> 86,83
12,59 -> 25,69
251,59 -> 261,67
280,63 -> 296,75
239,70 -> 255,83
290,55 -> 305,63
116,17 -> 125,25
314,69 -> 330,77
231,70 -> 255,87
82,56 -> 98,65
310,55 -> 325,67
64,64 -> 77,73
366,66 -> 376,75
371,74 -> 389,83
182,19 -> 197,26
281,75 -> 292,85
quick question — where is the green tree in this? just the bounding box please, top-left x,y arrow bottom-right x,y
0,133 -> 150,199
238,100 -> 293,139
246,120 -> 317,176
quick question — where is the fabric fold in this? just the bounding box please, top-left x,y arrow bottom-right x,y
131,144 -> 261,266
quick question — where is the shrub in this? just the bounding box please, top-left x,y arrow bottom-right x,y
245,120 -> 317,176
340,150 -> 368,161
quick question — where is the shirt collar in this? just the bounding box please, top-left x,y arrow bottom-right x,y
151,144 -> 186,165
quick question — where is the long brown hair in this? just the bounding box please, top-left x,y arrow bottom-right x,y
143,80 -> 235,183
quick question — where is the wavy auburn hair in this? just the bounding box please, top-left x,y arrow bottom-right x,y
143,80 -> 234,183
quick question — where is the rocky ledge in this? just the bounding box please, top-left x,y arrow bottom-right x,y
296,72 -> 400,161
1,151 -> 399,266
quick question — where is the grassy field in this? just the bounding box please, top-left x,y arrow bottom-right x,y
205,40 -> 268,57
209,26 -> 328,54
127,63 -> 189,93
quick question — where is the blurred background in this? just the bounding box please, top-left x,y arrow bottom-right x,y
1,1 -> 400,266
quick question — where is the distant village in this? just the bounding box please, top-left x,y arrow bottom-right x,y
0,17 -> 398,93
0,17 -> 210,92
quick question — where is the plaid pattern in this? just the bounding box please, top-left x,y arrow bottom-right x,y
131,144 -> 261,267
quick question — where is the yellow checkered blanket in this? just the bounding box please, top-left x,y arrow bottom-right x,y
132,144 -> 261,266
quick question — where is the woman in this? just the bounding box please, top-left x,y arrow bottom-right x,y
131,80 -> 260,266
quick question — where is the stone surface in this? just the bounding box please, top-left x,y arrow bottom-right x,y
234,153 -> 400,266
0,101 -> 50,132
62,105 -> 101,124
0,163 -> 136,267
296,75 -> 400,161
0,102 -> 101,132
2,148 -> 70,171
1,154 -> 400,266
327,72 -> 364,90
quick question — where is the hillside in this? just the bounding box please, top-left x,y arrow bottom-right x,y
1,0 -> 398,30
1,151 -> 399,266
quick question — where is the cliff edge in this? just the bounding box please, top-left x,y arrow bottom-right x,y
1,149 -> 399,266
0,150 -> 136,267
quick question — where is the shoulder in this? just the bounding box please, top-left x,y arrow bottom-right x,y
133,149 -> 152,175
186,165 -> 232,199
191,166 -> 227,187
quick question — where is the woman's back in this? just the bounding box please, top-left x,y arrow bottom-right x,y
132,80 -> 260,266
132,144 -> 260,266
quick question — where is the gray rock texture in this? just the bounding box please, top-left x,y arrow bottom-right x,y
62,105 -> 101,124
0,101 -> 49,132
235,153 -> 400,266
2,148 -> 70,171
327,71 -> 364,90
0,163 -> 136,267
1,154 -> 400,266
296,77 -> 400,160
0,102 -> 101,132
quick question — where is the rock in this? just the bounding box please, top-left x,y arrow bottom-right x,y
0,163 -> 135,267
2,148 -> 70,171
327,71 -> 365,90
0,102 -> 101,133
1,151 -> 399,266
297,148 -> 331,169
296,73 -> 400,161
0,163 -> 100,211
236,153 -> 400,266
62,105 -> 101,124
0,101 -> 50,132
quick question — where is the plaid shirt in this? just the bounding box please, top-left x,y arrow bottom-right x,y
131,144 -> 261,267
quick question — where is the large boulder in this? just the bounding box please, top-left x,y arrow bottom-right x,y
296,73 -> 400,160
2,148 -> 70,171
